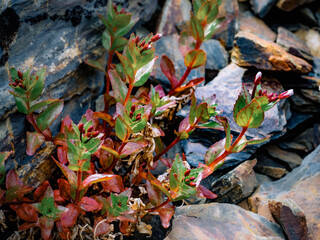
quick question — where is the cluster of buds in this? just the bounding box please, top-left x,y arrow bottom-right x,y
134,34 -> 162,54
78,123 -> 99,139
113,4 -> 126,14
172,169 -> 197,187
129,105 -> 142,121
9,70 -> 26,89
257,89 -> 294,103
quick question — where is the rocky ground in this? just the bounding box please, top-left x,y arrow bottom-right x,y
1,0 -> 320,239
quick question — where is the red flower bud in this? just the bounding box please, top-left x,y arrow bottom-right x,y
18,83 -> 24,88
151,33 -> 162,42
184,169 -> 191,176
92,131 -> 99,137
189,182 -> 196,187
78,123 -> 84,133
185,178 -> 190,182
139,40 -> 145,47
129,111 -> 134,118
17,71 -> 23,79
131,105 -> 136,112
12,82 -> 18,87
278,89 -> 294,99
143,44 -> 150,50
267,93 -> 274,98
87,126 -> 93,133
173,173 -> 178,179
262,90 -> 267,96
254,72 -> 262,85
135,36 -> 140,44
269,96 -> 278,102
258,89 -> 262,96
189,176 -> 195,181
136,113 -> 141,121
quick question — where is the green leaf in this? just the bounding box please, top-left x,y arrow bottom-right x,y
10,67 -> 19,81
116,52 -> 134,82
204,17 -> 225,40
233,93 -> 247,122
14,96 -> 28,114
190,15 -> 204,41
115,17 -> 138,37
231,136 -> 270,153
34,186 -> 62,218
235,99 -> 264,128
131,118 -> 147,133
196,1 -> 218,24
26,131 -> 45,156
184,50 -> 206,69
216,116 -> 232,150
179,30 -> 195,57
205,138 -> 226,165
111,37 -> 128,52
102,30 -> 112,51
113,14 -> 131,28
85,59 -> 106,73
29,99 -> 59,114
29,67 -> 46,101
115,116 -> 130,141
109,193 -> 129,217
0,151 -> 12,185
134,57 -> 157,87
196,121 -> 221,129
255,95 -> 274,111
196,103 -> 209,123
189,94 -> 197,125
36,100 -> 64,131
169,154 -> 186,191
108,69 -> 128,103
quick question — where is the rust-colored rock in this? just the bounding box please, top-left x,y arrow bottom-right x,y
276,0 -> 315,12
248,146 -> 320,239
165,203 -> 285,240
231,31 -> 313,73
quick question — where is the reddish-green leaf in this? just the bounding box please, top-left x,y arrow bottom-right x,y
15,203 -> 38,222
111,37 -> 128,52
179,31 -> 195,57
80,174 -> 117,190
190,15 -> 204,41
160,55 -> 178,88
205,138 -> 226,165
115,116 -> 130,141
120,141 -> 148,156
36,100 -> 64,131
108,68 -> 128,103
196,1 -> 218,24
102,30 -> 112,51
58,178 -> 71,201
34,180 -> 50,201
85,59 -> 106,73
94,217 -> 111,237
80,197 -> 102,212
235,99 -> 264,128
146,180 -> 162,207
116,52 -> 134,81
172,77 -> 204,94
29,66 -> 46,101
13,96 -> 28,114
0,151 -> 12,185
134,57 -> 157,87
60,203 -> 80,227
154,204 -> 175,228
216,116 -> 232,150
39,216 -> 54,240
26,131 -> 45,156
101,175 -> 124,193
184,50 -> 206,69
53,157 -> 77,185
196,185 -> 217,199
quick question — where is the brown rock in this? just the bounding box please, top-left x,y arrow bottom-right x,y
276,0 -> 315,12
248,146 -> 320,239
156,0 -> 191,36
265,144 -> 303,169
295,29 -> 320,58
239,11 -> 276,42
165,203 -> 285,240
210,160 -> 258,204
255,154 -> 288,179
277,27 -> 313,61
231,31 -> 313,73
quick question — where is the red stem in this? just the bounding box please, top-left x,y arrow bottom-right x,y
106,142 -> 127,172
123,83 -> 133,106
154,137 -> 180,161
75,169 -> 83,204
104,51 -> 114,114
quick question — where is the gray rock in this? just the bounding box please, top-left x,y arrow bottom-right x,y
250,0 -> 277,18
255,154 -> 288,179
165,203 -> 285,240
249,145 -> 320,240
202,40 -> 228,71
276,0 -> 315,12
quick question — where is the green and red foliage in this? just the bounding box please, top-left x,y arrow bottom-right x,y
1,0 -> 294,239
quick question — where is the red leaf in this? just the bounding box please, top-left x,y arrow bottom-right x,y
119,220 -> 130,235
6,169 -> 23,188
58,178 -> 71,201
53,190 -> 65,204
196,185 -> 217,199
79,197 -> 102,212
93,112 -> 115,127
39,216 -> 54,240
155,204 -> 175,228
57,146 -> 68,164
34,180 -> 50,201
178,116 -> 190,132
60,203 -> 80,227
160,158 -> 173,168
53,157 -> 76,185
101,175 -> 124,193
19,220 -> 39,230
120,141 -> 148,156
0,190 -> 5,206
160,55 -> 178,88
60,116 -> 73,133
96,138 -> 115,170
146,180 -> 162,206
80,174 -> 117,190
56,221 -> 71,240
173,77 -> 204,94
94,217 -> 110,237
15,203 -> 38,222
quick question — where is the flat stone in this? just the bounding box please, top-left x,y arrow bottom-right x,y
255,154 -> 288,179
239,10 -> 276,42
265,144 -> 303,169
156,0 -> 191,36
232,31 -> 313,73
248,146 -> 320,240
210,160 -> 258,204
276,0 -> 315,12
290,93 -> 320,113
250,0 -> 277,18
295,29 -> 320,58
301,89 -> 320,102
165,203 -> 285,240
152,34 -> 205,88
201,40 -> 228,70
276,27 -> 313,61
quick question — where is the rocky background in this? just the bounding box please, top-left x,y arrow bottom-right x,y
1,0 -> 320,239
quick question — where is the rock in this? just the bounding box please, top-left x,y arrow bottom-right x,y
300,8 -> 319,26
152,34 -> 205,88
276,27 -> 313,61
165,203 -> 285,240
290,93 -> 320,112
301,89 -> 320,102
250,0 -> 277,18
231,31 -> 313,73
255,172 -> 274,185
248,146 -> 320,239
156,0 -> 191,36
210,160 -> 258,204
295,29 -> 320,58
268,200 -> 311,240
264,144 -> 303,169
213,0 -> 239,49
239,10 -> 276,42
255,154 -> 288,179
276,0 -> 315,12
201,40 -> 228,71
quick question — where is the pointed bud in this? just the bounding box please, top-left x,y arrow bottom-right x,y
262,90 -> 267,96
184,169 -> 191,176
92,131 -> 99,137
135,36 -> 140,44
269,96 -> 278,102
185,178 -> 190,182
87,126 -> 93,133
131,105 -> 136,112
267,93 -> 274,98
139,40 -> 145,47
129,111 -> 134,118
189,176 -> 195,181
189,182 -> 196,187
18,83 -> 24,88
78,123 -> 84,133
136,113 -> 141,121
143,44 -> 150,50
12,82 -> 18,87
254,72 -> 262,85
278,89 -> 294,99
17,71 -> 23,79
173,173 -> 178,179
258,89 -> 262,96
151,33 -> 162,42
120,8 -> 126,13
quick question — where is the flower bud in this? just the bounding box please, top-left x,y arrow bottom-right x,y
173,173 -> 178,179
189,176 -> 195,181
92,131 -> 99,137
139,40 -> 145,47
143,44 -> 150,50
18,83 -> 24,89
262,90 -> 267,96
185,178 -> 190,182
78,123 -> 84,133
17,71 -> 23,79
254,72 -> 262,85
131,105 -> 136,112
129,111 -> 134,118
135,36 -> 140,44
87,126 -> 94,133
258,89 -> 262,96
189,182 -> 196,187
278,89 -> 294,99
184,169 -> 191,176
267,93 -> 274,98
269,96 -> 278,102
151,33 -> 162,42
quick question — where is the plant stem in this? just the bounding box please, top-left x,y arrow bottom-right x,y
75,169 -> 83,204
104,51 -> 114,114
106,142 -> 127,172
154,137 -> 180,161
27,104 -> 52,141
123,83 -> 133,106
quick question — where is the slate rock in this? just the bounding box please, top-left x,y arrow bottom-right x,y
290,93 -> 320,113
248,145 -> 320,239
301,89 -> 320,103
295,29 -> 320,58
165,203 -> 285,240
255,154 -> 288,179
276,27 -> 313,61
210,160 -> 258,204
276,0 -> 315,12
152,34 -> 205,88
250,0 -> 277,18
231,31 -> 313,73
264,144 -> 303,169
156,0 -> 191,36
201,40 -> 228,71
239,10 -> 276,42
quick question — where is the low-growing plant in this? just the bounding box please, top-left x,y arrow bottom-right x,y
1,0 -> 294,239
